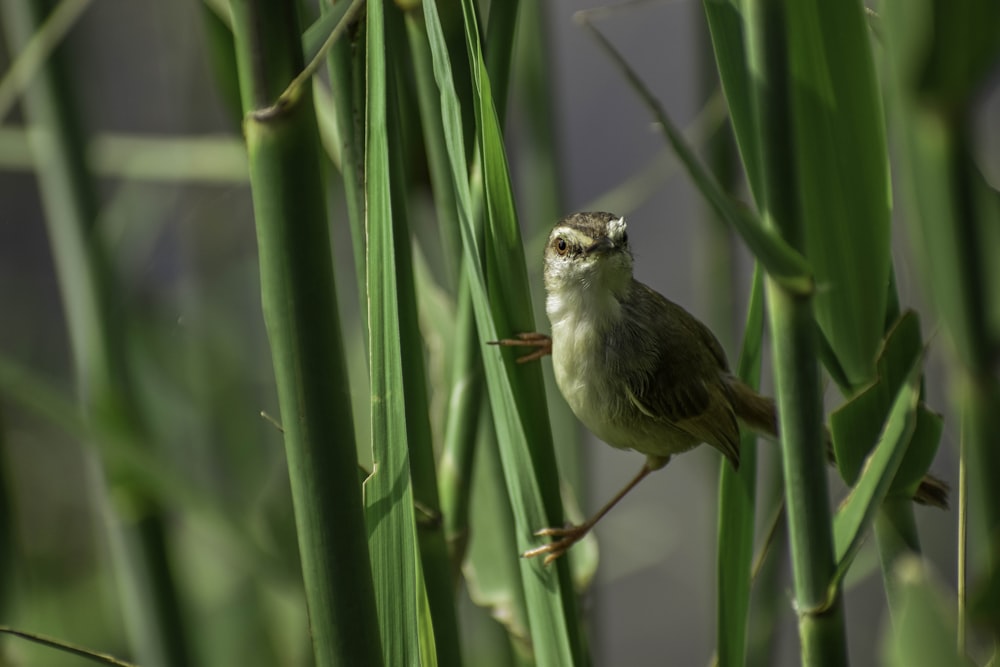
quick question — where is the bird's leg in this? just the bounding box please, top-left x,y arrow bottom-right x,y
488,332 -> 552,363
522,462 -> 654,565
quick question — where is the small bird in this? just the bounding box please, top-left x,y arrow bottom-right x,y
492,211 -> 948,565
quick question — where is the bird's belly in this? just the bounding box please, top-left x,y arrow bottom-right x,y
550,319 -> 697,458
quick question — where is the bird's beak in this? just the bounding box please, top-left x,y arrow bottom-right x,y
585,237 -> 615,256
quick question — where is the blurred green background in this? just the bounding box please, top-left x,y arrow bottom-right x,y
1,0 -> 998,665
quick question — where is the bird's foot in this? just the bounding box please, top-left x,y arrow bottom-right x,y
521,523 -> 590,565
488,332 -> 552,363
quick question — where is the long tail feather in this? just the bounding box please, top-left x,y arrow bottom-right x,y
725,377 -> 949,509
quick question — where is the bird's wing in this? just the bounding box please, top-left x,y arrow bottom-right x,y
627,361 -> 741,469
622,284 -> 741,467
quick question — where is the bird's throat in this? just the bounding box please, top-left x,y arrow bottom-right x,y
546,278 -> 628,334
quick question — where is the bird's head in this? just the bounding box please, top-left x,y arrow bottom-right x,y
543,211 -> 634,300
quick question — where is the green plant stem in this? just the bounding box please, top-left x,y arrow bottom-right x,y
227,1 -> 382,664
766,286 -> 847,666
747,0 -> 847,663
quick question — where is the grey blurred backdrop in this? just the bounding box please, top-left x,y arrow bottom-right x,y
0,1 -> 966,665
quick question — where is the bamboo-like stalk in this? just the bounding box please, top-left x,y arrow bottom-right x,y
745,0 -> 848,664
1,1 -> 193,664
226,2 -> 382,664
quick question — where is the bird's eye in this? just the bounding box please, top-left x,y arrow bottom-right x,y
555,237 -> 568,255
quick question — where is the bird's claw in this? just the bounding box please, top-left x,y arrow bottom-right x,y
521,523 -> 588,565
487,332 -> 552,363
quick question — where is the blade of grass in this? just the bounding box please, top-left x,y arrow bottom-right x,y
515,1 -> 564,227
462,412 -> 531,657
828,313 -> 944,618
410,6 -> 538,654
363,1 -> 435,664
483,0 -> 518,124
406,8 -> 463,290
831,359 -> 922,592
784,0 -> 891,390
227,0 -> 383,662
701,0 -> 763,204
404,8 -> 487,597
716,264 -> 764,667
421,0 -> 587,662
460,0 -> 589,662
438,273 -> 484,568
381,4 -> 462,662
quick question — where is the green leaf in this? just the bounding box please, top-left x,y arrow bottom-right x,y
785,0 -> 892,389
701,0 -> 763,203
831,357 -> 922,589
363,1 -> 425,664
830,311 -> 942,497
462,419 -> 531,653
704,0 -> 894,388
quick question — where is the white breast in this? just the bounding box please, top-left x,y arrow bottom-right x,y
547,285 -> 633,449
